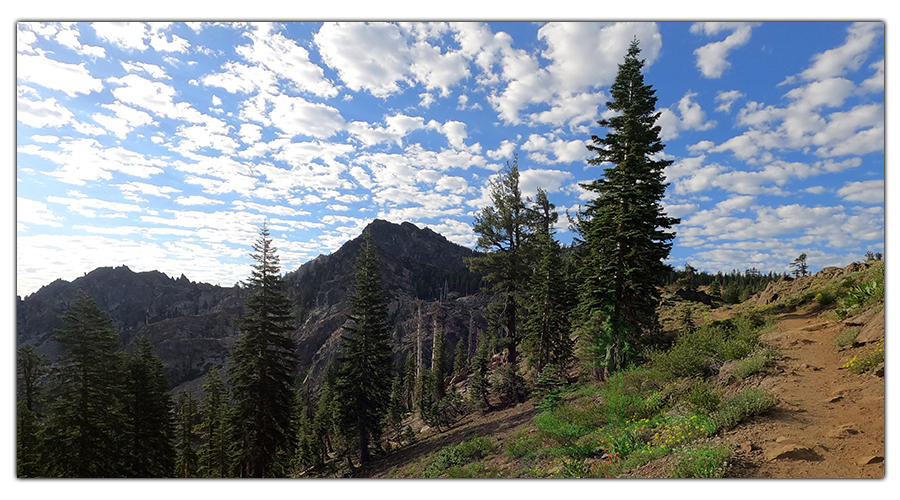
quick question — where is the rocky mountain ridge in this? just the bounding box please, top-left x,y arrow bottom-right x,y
16,219 -> 488,392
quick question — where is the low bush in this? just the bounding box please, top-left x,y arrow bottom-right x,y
683,379 -> 722,415
671,445 -> 731,478
713,387 -> 777,430
843,339 -> 884,374
834,328 -> 860,350
424,437 -> 498,477
732,348 -> 778,379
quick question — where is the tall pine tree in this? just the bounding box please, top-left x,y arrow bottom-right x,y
523,189 -> 574,376
43,291 -> 129,477
196,366 -> 230,478
228,223 -> 298,477
124,336 -> 175,477
468,154 -> 531,369
576,40 -> 679,375
17,345 -> 49,477
334,230 -> 393,466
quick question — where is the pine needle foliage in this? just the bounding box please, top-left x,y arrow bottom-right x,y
575,40 -> 680,373
335,230 -> 394,466
228,223 -> 298,477
124,336 -> 175,477
196,366 -> 230,478
43,291 -> 129,477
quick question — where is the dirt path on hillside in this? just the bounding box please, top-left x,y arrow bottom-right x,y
725,312 -> 884,478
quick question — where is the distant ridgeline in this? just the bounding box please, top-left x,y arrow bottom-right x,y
16,220 -> 487,393
663,266 -> 787,304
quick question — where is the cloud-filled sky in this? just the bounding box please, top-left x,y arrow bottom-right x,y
16,21 -> 884,297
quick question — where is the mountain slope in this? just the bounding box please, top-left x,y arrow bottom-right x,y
17,219 -> 488,392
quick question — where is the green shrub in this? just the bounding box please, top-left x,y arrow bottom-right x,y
834,328 -> 860,350
836,265 -> 885,319
683,379 -> 722,415
732,348 -> 778,379
843,340 -> 885,374
506,430 -> 543,459
648,344 -> 714,381
713,387 -> 777,430
672,445 -> 731,478
424,437 -> 498,477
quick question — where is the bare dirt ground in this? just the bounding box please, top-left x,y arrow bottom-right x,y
725,311 -> 884,478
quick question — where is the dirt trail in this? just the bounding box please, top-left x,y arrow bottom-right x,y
725,312 -> 884,478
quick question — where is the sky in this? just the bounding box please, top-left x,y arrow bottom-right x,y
15,20 -> 885,298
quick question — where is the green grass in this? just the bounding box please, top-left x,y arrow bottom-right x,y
843,340 -> 885,374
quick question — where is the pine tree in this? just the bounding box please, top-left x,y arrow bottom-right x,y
791,253 -> 809,277
467,334 -> 492,412
174,391 -> 199,478
17,345 -> 49,477
124,336 -> 175,477
334,230 -> 394,466
523,189 -> 574,376
431,325 -> 447,401
468,154 -> 532,368
196,366 -> 229,478
575,40 -> 679,375
402,352 -> 416,413
227,223 -> 298,477
453,337 -> 467,376
43,291 -> 129,477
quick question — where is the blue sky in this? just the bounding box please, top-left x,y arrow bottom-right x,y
15,21 -> 885,298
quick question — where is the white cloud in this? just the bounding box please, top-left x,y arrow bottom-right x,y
121,60 -> 169,79
657,91 -> 717,140
17,52 -> 104,96
47,195 -> 142,218
800,22 -> 883,81
175,195 -> 225,206
522,134 -> 590,164
487,22 -> 662,127
837,180 -> 883,203
487,139 -> 517,160
149,26 -> 190,53
17,94 -> 75,128
17,197 -> 64,228
714,90 -> 744,113
21,138 -> 165,185
117,181 -> 181,201
314,22 -> 468,98
691,22 -> 759,78
92,102 -> 156,138
92,22 -> 150,51
56,24 -> 106,57
518,168 -> 572,198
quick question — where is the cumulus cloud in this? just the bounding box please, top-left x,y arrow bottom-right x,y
17,197 -> 64,228
800,22 -> 883,81
657,91 -> 717,140
837,179 -> 883,203
486,22 -> 662,128
715,90 -> 744,113
691,22 -> 759,78
314,22 -> 469,98
92,22 -> 150,51
17,52 -> 104,96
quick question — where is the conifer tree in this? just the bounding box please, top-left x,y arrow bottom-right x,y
313,363 -> 339,458
124,336 -> 175,477
523,189 -> 574,376
467,334 -> 492,412
196,366 -> 229,478
43,291 -> 129,477
334,231 -> 394,466
431,326 -> 447,401
453,337 -> 467,376
402,352 -> 416,412
468,154 -> 532,368
17,345 -> 49,477
575,40 -> 679,375
228,223 -> 298,477
174,391 -> 199,478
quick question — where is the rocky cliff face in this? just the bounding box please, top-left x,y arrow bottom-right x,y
17,219 -> 489,393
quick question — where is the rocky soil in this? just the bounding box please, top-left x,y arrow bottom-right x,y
725,310 -> 884,478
